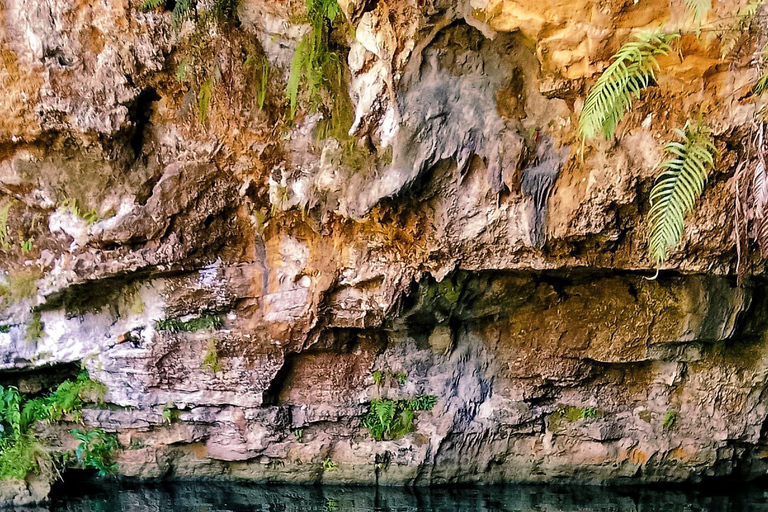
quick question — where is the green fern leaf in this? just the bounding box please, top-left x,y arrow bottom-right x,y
755,72 -> 768,96
172,0 -> 193,29
648,121 -> 716,265
139,0 -> 165,12
285,0 -> 344,120
685,0 -> 712,31
579,31 -> 679,142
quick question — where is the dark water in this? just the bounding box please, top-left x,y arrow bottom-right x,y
43,481 -> 768,512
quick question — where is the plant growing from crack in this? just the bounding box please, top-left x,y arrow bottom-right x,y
362,396 -> 436,441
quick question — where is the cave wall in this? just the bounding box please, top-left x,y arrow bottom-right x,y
0,0 -> 767,495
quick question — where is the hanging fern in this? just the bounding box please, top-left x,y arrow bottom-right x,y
172,0 -> 194,29
286,0 -> 342,119
755,73 -> 768,96
685,0 -> 712,31
579,31 -> 679,143
139,0 -> 164,11
718,0 -> 763,59
648,121 -> 717,265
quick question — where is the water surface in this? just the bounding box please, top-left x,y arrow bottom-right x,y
47,481 -> 768,512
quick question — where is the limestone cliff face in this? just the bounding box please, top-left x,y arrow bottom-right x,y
0,0 -> 766,497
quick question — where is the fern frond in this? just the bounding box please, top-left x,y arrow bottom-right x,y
211,0 -> 239,24
172,0 -> 194,29
286,0 -> 344,120
648,121 -> 716,265
579,31 -> 679,142
755,72 -> 768,96
685,0 -> 712,31
140,0 -> 165,11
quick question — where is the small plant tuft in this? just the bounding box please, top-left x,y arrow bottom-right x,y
322,457 -> 338,471
155,314 -> 222,333
292,428 -> 304,442
662,410 -> 677,429
362,396 -> 436,441
162,401 -> 180,424
25,311 -> 44,344
72,428 -> 120,477
202,338 -> 223,373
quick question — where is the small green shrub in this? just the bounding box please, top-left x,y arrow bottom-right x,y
245,54 -> 269,110
72,428 -> 119,477
60,198 -> 99,226
362,396 -> 436,441
139,0 -> 164,11
20,238 -> 33,254
322,457 -> 338,471
155,314 -> 222,333
547,405 -> 604,430
202,338 -> 222,373
292,428 -> 304,442
662,410 -> 677,429
0,435 -> 52,480
0,325 -> 10,333
0,372 -> 106,480
371,369 -> 407,387
162,401 -> 180,424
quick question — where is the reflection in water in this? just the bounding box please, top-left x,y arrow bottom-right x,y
46,481 -> 768,512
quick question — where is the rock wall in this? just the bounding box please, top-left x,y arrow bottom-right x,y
0,0 -> 767,495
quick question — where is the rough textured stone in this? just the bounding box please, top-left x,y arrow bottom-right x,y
0,0 -> 767,505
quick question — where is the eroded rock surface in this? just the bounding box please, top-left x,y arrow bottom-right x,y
0,0 -> 767,500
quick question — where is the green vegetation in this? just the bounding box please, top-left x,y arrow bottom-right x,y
72,429 -> 119,477
0,201 -> 14,251
162,401 -> 180,424
755,68 -> 768,96
25,311 -> 44,344
0,371 -> 108,480
287,0 -> 341,118
579,31 -> 678,143
60,198 -> 99,226
155,314 -> 222,333
245,54 -> 270,110
0,325 -> 10,333
20,238 -> 33,254
362,396 -> 436,441
322,457 -> 338,471
202,338 -> 223,373
371,369 -> 407,387
648,120 -> 716,265
292,428 -> 304,442
662,410 -> 677,429
685,0 -> 711,31
286,0 -> 353,140
547,405 -> 604,430
198,78 -> 213,124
